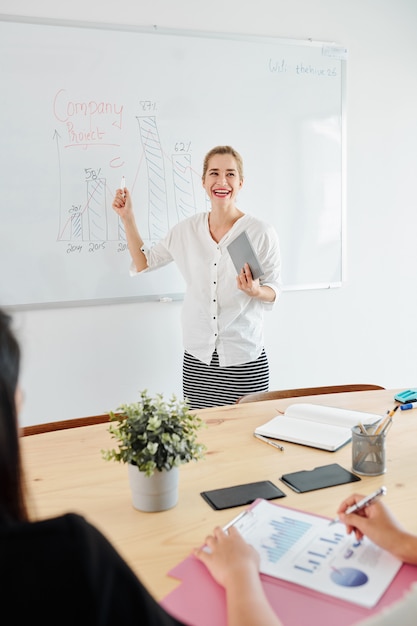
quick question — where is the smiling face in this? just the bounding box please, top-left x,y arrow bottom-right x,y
202,153 -> 244,206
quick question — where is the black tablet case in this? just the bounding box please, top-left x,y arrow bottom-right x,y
280,463 -> 361,493
201,480 -> 286,510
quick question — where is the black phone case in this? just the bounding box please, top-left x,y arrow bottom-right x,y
280,463 -> 361,493
200,480 -> 286,510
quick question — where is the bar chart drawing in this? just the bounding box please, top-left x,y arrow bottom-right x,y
137,116 -> 169,242
58,177 -> 109,242
172,153 -> 196,223
262,516 -> 313,564
86,178 -> 107,241
57,114 -> 200,244
1,18 -> 345,305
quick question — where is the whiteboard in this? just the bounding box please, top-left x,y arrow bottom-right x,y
0,17 -> 346,308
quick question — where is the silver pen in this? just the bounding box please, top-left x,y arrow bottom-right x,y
201,509 -> 250,554
330,486 -> 387,525
254,432 -> 285,452
222,509 -> 249,532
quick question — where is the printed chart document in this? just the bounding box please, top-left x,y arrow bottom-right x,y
255,403 -> 382,451
230,499 -> 402,608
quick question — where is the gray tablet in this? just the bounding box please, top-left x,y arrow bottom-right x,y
227,230 -> 264,280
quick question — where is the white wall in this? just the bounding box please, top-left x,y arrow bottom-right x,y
2,0 -> 416,427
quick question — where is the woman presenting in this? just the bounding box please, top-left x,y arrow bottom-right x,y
112,145 -> 281,409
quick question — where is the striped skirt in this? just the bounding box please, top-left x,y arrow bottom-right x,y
183,349 -> 269,410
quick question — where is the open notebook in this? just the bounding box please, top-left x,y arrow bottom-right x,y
254,403 -> 382,451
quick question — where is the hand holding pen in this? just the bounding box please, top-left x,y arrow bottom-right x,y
345,486 -> 387,516
330,486 -> 387,526
334,488 -> 413,561
112,178 -> 133,219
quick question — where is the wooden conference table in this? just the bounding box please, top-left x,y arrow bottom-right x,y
21,388 -> 417,601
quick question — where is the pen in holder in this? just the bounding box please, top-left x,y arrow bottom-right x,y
351,424 -> 387,476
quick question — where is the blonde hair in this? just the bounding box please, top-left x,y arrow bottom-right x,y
202,146 -> 244,181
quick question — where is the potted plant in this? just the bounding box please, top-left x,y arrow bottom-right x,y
102,390 -> 206,512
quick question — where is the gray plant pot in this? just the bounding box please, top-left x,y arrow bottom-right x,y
128,463 -> 179,512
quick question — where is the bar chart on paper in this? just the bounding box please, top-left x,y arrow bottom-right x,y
231,499 -> 402,608
263,516 -> 313,563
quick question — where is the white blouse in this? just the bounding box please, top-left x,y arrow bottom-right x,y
133,212 -> 282,366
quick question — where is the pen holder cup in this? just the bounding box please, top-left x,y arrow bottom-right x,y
351,426 -> 386,476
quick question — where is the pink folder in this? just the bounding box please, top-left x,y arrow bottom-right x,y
162,554 -> 417,626
161,501 -> 417,626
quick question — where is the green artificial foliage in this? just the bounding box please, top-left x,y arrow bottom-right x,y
102,390 -> 206,477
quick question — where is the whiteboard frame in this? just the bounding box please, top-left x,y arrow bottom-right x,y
0,14 -> 347,310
